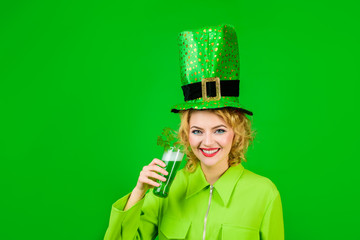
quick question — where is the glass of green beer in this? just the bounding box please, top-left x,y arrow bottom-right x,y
153,147 -> 184,198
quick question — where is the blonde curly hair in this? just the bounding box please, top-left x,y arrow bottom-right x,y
178,108 -> 256,173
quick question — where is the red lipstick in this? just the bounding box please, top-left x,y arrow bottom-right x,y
200,148 -> 220,157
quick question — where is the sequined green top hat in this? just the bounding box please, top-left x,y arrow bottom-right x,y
171,24 -> 253,116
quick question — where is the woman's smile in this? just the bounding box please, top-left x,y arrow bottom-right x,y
200,148 -> 221,157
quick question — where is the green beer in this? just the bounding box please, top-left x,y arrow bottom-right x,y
153,148 -> 184,198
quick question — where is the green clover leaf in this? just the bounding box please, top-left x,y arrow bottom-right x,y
157,127 -> 184,152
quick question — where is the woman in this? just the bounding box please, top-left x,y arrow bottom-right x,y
104,24 -> 284,240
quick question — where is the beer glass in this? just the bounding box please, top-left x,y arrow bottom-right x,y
153,147 -> 184,198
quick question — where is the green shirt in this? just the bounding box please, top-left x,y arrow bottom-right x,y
104,163 -> 284,240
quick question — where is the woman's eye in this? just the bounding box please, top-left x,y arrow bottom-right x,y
191,130 -> 202,135
215,129 -> 226,134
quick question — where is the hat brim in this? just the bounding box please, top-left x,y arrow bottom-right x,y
171,96 -> 253,116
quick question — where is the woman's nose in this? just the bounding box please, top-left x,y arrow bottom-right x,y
203,133 -> 215,146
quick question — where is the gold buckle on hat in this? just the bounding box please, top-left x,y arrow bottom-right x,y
201,77 -> 221,101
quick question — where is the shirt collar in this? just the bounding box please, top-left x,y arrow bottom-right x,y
186,163 -> 245,206
186,164 -> 210,199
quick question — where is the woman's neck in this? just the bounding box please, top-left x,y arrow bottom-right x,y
200,162 -> 229,185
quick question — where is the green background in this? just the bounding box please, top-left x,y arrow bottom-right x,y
1,0 -> 359,239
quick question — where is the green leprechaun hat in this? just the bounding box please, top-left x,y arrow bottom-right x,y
171,24 -> 253,116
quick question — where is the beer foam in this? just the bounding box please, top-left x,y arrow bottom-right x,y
162,148 -> 184,162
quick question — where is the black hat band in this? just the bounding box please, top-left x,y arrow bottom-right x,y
181,80 -> 240,101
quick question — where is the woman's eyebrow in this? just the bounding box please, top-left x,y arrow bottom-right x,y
190,124 -> 227,130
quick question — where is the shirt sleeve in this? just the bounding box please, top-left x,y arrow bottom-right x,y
259,191 -> 285,240
104,191 -> 160,240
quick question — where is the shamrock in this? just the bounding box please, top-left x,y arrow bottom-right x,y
157,127 -> 184,152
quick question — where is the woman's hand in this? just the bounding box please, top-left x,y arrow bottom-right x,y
135,158 -> 169,194
124,159 -> 169,211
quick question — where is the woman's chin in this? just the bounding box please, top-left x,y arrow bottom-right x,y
198,156 -> 227,169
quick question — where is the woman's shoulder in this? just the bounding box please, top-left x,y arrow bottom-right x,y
173,167 -> 190,183
240,167 -> 280,197
170,166 -> 194,190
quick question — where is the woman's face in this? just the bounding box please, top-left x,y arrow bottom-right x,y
188,110 -> 234,169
